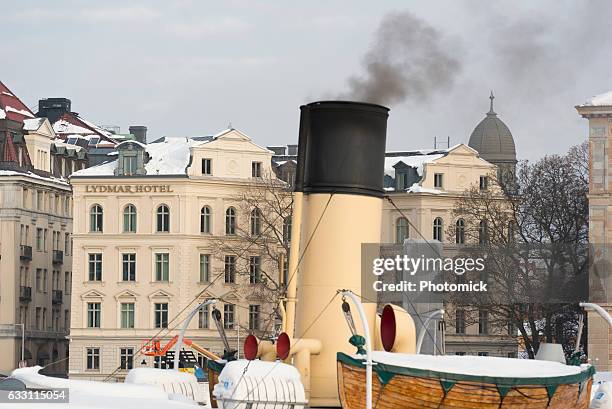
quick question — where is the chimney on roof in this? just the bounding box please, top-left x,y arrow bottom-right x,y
287,144 -> 298,156
37,98 -> 72,123
267,146 -> 286,155
129,126 -> 148,144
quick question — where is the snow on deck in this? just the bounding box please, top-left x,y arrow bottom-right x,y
369,351 -> 587,378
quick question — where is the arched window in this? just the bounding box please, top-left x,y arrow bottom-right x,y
225,207 -> 236,235
283,216 -> 292,244
479,220 -> 488,244
455,219 -> 465,244
395,217 -> 409,244
250,208 -> 261,236
123,204 -> 137,233
200,206 -> 211,234
156,205 -> 170,232
90,204 -> 103,232
433,217 -> 443,242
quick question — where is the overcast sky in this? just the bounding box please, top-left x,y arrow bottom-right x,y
2,0 -> 612,160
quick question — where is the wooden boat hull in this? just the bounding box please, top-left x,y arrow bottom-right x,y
337,353 -> 594,409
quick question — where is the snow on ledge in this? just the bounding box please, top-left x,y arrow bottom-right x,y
580,90 -> 612,107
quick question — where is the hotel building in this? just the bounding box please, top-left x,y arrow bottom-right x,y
68,129 -> 283,380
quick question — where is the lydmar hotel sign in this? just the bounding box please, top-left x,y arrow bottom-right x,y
85,184 -> 174,193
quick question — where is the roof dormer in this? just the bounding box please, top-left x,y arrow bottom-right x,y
114,140 -> 148,176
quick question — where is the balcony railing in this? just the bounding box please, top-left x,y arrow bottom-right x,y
19,286 -> 32,302
20,245 -> 32,261
52,250 -> 64,264
52,290 -> 63,305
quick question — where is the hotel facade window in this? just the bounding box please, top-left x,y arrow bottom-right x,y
122,156 -> 137,176
433,217 -> 443,242
249,256 -> 261,284
201,158 -> 212,175
250,208 -> 261,236
123,204 -> 137,233
122,253 -> 136,281
479,309 -> 489,334
156,205 -> 170,232
120,303 -> 135,329
252,161 -> 262,177
223,304 -> 235,329
455,219 -> 465,244
455,309 -> 465,334
90,204 -> 103,232
198,305 -> 209,329
88,254 -> 102,281
434,173 -> 443,189
36,228 -> 43,251
120,347 -> 134,370
479,175 -> 489,191
87,302 -> 101,328
395,217 -> 409,244
200,206 -> 211,233
249,305 -> 260,330
154,303 -> 168,328
224,255 -> 236,283
396,172 -> 408,190
479,220 -> 488,244
155,253 -> 169,281
86,347 -> 100,370
225,207 -> 236,235
199,254 -> 210,282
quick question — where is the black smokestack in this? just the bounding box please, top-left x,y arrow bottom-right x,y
295,101 -> 389,197
338,11 -> 460,105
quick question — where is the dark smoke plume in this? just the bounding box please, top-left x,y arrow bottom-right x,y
338,11 -> 461,106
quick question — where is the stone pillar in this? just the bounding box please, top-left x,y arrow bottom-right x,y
576,103 -> 612,371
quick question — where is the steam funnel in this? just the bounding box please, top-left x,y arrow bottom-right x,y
293,101 -> 388,406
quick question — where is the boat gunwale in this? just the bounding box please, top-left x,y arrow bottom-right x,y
337,352 -> 595,387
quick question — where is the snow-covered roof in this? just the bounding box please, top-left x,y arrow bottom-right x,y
406,183 -> 443,194
0,81 -> 36,122
72,137 -> 206,177
116,140 -> 146,149
23,117 -> 45,131
273,159 -> 297,166
384,151 -> 447,177
54,118 -> 97,135
580,90 -> 612,107
52,112 -> 118,147
0,170 -> 69,186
